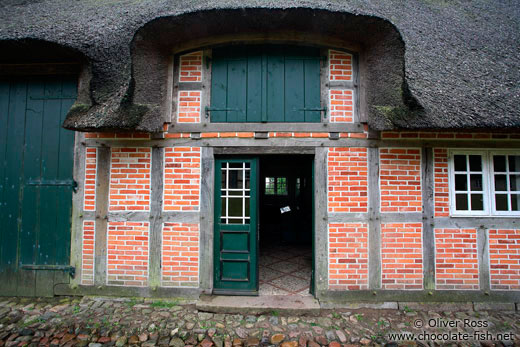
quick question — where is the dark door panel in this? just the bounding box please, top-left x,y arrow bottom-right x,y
214,158 -> 258,294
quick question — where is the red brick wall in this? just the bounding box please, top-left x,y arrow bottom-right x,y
83,148 -> 97,211
107,221 -> 149,287
328,223 -> 368,290
433,149 -> 449,217
327,147 -> 368,213
179,51 -> 202,82
489,229 -> 520,290
381,223 -> 423,290
329,50 -> 353,81
380,148 -> 422,213
163,147 -> 201,211
177,91 -> 201,123
435,228 -> 479,290
162,223 -> 200,287
109,147 -> 151,212
81,221 -> 95,285
329,89 -> 354,123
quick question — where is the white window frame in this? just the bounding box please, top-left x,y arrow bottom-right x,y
448,150 -> 520,217
490,151 -> 520,216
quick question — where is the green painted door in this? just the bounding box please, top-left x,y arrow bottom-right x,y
214,158 -> 258,295
0,76 -> 77,296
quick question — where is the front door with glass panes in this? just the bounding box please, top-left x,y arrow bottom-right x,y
214,158 -> 258,294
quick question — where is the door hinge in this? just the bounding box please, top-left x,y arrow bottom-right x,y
26,179 -> 78,193
21,264 -> 76,278
205,106 -> 241,118
295,107 -> 327,119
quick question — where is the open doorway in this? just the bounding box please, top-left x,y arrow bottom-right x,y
258,155 -> 314,296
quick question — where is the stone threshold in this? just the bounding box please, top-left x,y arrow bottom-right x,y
196,295 -> 321,316
197,295 -> 519,314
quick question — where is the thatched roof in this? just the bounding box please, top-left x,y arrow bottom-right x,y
1,0 -> 518,132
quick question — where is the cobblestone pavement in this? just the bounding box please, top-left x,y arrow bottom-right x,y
0,296 -> 518,347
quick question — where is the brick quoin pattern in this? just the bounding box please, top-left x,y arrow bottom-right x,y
433,149 -> 449,217
329,50 -> 352,81
328,223 -> 368,290
162,223 -> 200,287
329,89 -> 354,123
81,221 -> 95,285
381,223 -> 423,290
107,221 -> 149,287
435,228 -> 479,290
109,148 -> 151,212
179,51 -> 202,82
83,147 -> 97,211
163,147 -> 201,211
177,91 -> 201,123
380,148 -> 422,213
327,147 -> 368,213
489,229 -> 520,290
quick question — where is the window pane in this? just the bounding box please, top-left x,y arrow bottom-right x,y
454,155 -> 467,171
228,198 -> 243,217
455,194 -> 468,210
509,156 -> 520,172
265,177 -> 275,195
470,194 -> 484,210
455,174 -> 467,190
229,190 -> 243,196
221,171 -> 227,189
221,198 -> 227,217
494,174 -> 507,191
510,175 -> 520,191
493,155 -> 506,172
470,174 -> 483,191
229,163 -> 243,169
495,194 -> 508,211
277,177 -> 288,195
469,155 -> 482,171
245,170 -> 250,189
228,218 -> 243,224
228,170 -> 242,189
245,197 -> 250,217
511,194 -> 519,211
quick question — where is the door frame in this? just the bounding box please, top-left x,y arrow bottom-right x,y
212,153 -> 316,296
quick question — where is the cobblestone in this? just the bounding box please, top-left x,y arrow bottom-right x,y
0,297 -> 518,346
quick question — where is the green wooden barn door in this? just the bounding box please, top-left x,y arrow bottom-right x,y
0,76 -> 77,296
214,158 -> 258,295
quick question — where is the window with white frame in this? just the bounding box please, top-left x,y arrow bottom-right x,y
449,150 -> 520,216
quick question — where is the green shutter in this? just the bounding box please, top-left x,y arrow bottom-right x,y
210,45 -> 321,123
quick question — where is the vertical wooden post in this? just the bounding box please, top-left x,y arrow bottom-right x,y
94,147 -> 110,286
199,147 -> 214,292
422,147 -> 436,290
478,226 -> 491,291
368,147 -> 382,289
314,147 -> 328,296
148,147 -> 164,288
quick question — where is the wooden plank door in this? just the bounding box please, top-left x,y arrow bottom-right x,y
214,158 -> 258,295
0,76 -> 77,296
